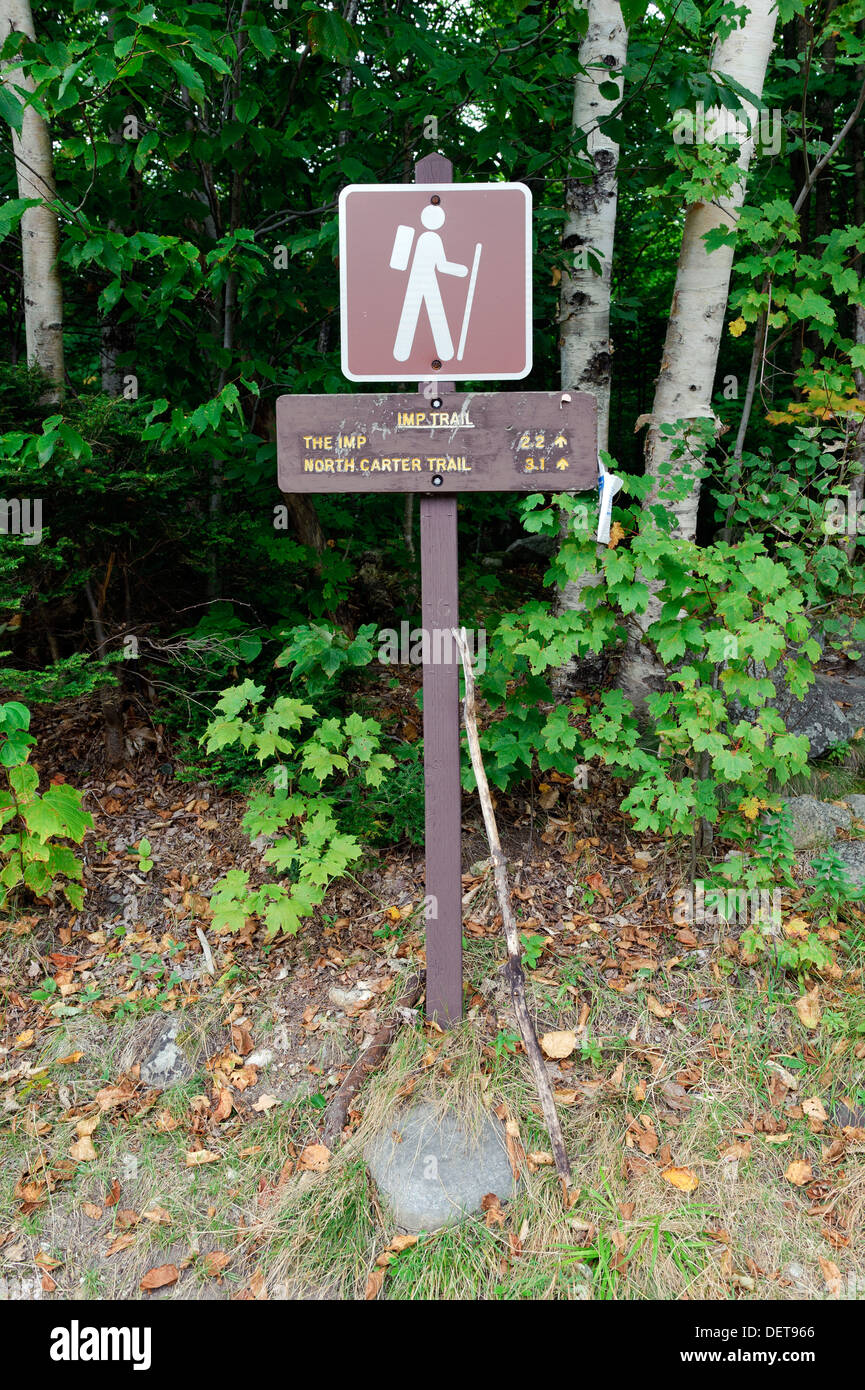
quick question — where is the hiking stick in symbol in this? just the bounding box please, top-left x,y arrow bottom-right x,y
390,205 -> 482,364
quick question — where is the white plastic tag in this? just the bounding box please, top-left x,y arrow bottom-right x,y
597,455 -> 624,544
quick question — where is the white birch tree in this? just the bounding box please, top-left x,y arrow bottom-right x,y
555,0 -> 627,690
618,0 -> 778,705
0,0 -> 64,401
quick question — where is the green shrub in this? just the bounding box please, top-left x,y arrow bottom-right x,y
0,701 -> 91,913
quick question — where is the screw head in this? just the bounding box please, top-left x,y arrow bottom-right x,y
432,475 -> 443,487
431,397 -> 442,408
430,195 -> 441,205
431,359 -> 442,370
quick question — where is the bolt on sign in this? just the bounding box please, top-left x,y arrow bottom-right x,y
277,156 -> 598,1026
338,183 -> 532,382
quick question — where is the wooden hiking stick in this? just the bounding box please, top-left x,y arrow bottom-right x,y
452,626 -> 572,1190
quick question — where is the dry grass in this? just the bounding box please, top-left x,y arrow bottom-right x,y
4,872 -> 865,1301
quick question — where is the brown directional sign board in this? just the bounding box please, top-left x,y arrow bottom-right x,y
276,391 -> 597,494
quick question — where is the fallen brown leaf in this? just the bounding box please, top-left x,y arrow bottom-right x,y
142,1207 -> 172,1225
785,1159 -> 812,1186
803,1097 -> 828,1123
819,1255 -> 842,1297
647,995 -> 673,1019
140,1264 -> 179,1291
795,987 -> 821,1030
69,1136 -> 97,1163
105,1234 -> 136,1256
185,1149 -> 221,1167
298,1144 -> 330,1173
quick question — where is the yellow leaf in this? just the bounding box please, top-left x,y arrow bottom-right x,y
540,1029 -> 576,1059
728,316 -> 747,338
298,1143 -> 330,1173
803,1097 -> 827,1123
647,995 -> 672,1019
607,520 -> 625,548
819,1255 -> 842,1297
783,916 -> 810,939
661,1166 -> 699,1193
185,1149 -> 221,1167
785,1158 -> 812,1186
795,986 -> 821,1029
738,796 -> 761,821
69,1137 -> 97,1163
527,1151 -> 554,1166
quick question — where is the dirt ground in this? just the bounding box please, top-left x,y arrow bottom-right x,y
2,699 -> 865,1300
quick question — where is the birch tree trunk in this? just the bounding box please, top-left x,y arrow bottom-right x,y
618,0 -> 777,707
554,0 -> 627,693
0,0 -> 64,402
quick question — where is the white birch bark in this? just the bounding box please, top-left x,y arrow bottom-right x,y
554,0 -> 627,692
0,0 -> 64,401
618,0 -> 778,708
643,0 -> 778,537
559,0 -> 627,451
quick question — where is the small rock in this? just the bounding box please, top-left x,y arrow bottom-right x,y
504,534 -> 557,564
365,1102 -> 516,1233
139,1018 -> 195,1088
783,1261 -> 809,1292
328,984 -> 373,1010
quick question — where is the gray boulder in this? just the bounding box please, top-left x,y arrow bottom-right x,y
504,534 -> 557,565
365,1102 -> 516,1233
766,674 -> 856,759
779,796 -> 854,850
831,841 -> 865,892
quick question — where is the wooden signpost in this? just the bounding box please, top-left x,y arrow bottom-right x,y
276,154 -> 597,1025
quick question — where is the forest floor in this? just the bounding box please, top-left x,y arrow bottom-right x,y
2,696 -> 865,1301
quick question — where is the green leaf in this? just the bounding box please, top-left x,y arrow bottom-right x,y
41,785 -> 93,841
307,10 -> 360,63
0,86 -> 25,133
